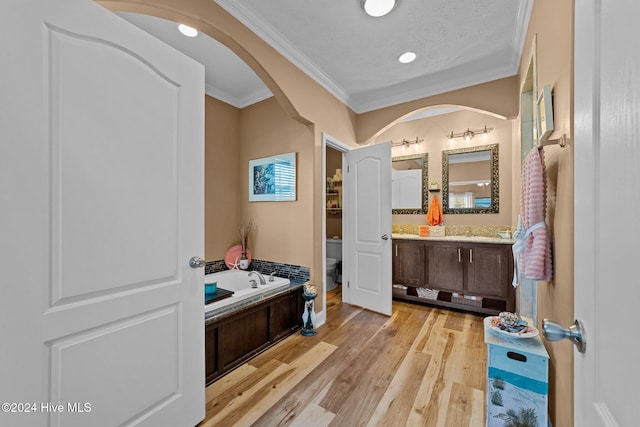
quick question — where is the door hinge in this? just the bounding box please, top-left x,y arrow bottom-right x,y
347,165 -> 350,173
347,281 -> 350,288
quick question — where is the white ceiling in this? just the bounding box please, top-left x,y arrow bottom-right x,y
119,0 -> 532,113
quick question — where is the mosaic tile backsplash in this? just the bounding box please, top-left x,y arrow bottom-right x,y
392,224 -> 515,238
205,259 -> 310,284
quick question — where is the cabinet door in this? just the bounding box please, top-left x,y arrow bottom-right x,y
428,243 -> 464,291
271,289 -> 303,341
218,305 -> 270,371
205,323 -> 219,383
392,240 -> 426,286
465,244 -> 512,297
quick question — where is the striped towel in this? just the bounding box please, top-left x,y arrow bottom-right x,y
513,147 -> 553,285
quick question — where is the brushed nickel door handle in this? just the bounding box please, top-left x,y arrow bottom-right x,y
542,319 -> 586,353
189,256 -> 205,268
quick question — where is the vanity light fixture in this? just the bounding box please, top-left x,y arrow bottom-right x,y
361,0 -> 397,17
392,137 -> 423,151
447,125 -> 493,143
178,24 -> 198,38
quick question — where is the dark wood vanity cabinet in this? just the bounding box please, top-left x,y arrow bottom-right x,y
427,244 -> 464,291
464,243 -> 511,298
393,239 -> 427,286
393,238 -> 514,315
205,287 -> 303,385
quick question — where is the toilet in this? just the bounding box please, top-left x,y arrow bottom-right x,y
326,238 -> 342,291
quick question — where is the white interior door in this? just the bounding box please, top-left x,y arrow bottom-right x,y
574,1 -> 640,426
344,142 -> 392,316
0,1 -> 204,426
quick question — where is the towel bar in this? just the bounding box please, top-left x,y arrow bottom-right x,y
540,133 -> 567,147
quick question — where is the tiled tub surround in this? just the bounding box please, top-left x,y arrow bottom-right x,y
205,259 -> 310,284
392,224 -> 515,239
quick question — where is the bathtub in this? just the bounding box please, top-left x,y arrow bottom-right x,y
204,270 -> 291,313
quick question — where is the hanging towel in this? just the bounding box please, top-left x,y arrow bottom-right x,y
426,195 -> 443,226
512,146 -> 553,286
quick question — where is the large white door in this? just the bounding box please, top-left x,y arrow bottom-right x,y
0,1 -> 204,426
574,1 -> 640,426
344,143 -> 392,316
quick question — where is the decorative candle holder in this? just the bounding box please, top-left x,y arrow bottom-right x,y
301,285 -> 318,336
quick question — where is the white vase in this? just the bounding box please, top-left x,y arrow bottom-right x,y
239,252 -> 249,270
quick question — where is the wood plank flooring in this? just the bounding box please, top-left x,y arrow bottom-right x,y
199,287 -> 487,426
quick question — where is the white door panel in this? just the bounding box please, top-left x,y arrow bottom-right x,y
1,1 -> 204,426
345,143 -> 392,316
574,1 -> 639,425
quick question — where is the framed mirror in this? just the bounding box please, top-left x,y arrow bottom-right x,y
442,144 -> 499,214
392,153 -> 428,214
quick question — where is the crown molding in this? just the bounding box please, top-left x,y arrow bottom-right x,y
214,0 -> 532,114
214,0 -> 353,108
205,83 -> 272,109
352,59 -> 518,113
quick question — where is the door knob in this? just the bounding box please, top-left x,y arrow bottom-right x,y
189,256 -> 205,268
381,234 -> 389,240
542,319 -> 586,353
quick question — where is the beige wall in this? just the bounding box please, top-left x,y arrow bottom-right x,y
517,1 -> 575,426
358,76 -> 520,143
204,96 -> 241,260
239,97 -> 315,269
378,109 -> 514,227
205,96 -> 315,278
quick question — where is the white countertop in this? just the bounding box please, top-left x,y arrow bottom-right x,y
392,233 -> 514,244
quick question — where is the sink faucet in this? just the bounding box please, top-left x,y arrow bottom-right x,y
248,271 -> 266,285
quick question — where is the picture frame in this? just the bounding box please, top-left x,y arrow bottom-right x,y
536,84 -> 554,143
248,152 -> 296,202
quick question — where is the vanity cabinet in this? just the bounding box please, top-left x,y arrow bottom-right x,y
205,286 -> 303,385
427,244 -> 464,291
393,239 -> 427,286
393,238 -> 514,315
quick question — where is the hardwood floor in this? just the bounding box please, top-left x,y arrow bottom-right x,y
199,286 -> 487,426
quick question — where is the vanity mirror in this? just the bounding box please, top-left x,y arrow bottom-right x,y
392,153 -> 428,214
442,144 -> 499,214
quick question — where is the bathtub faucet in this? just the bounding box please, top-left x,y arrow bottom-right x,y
248,271 -> 266,285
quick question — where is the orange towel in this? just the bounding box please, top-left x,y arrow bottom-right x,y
426,195 -> 443,226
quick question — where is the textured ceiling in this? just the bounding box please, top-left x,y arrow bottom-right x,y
119,0 -> 532,113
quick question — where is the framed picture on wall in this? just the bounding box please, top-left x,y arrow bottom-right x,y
537,84 -> 554,143
248,152 -> 297,202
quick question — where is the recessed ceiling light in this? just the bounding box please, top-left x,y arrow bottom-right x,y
178,24 -> 198,38
361,0 -> 396,17
398,51 -> 417,64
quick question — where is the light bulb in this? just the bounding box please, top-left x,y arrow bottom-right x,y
362,0 -> 396,17
398,51 -> 417,64
178,24 -> 198,37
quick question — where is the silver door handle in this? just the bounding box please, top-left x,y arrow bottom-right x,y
189,256 -> 205,268
542,319 -> 586,353
469,248 -> 473,263
381,234 -> 389,240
